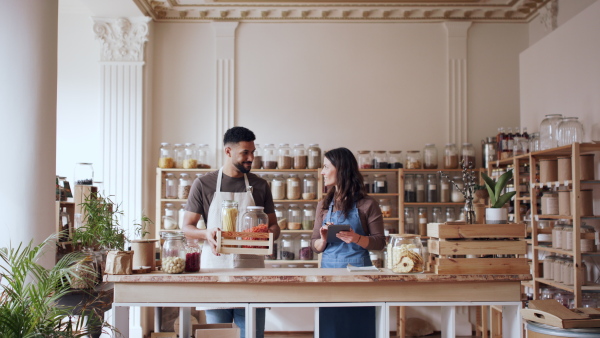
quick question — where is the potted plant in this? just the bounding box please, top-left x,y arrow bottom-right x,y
130,214 -> 158,271
481,169 -> 517,224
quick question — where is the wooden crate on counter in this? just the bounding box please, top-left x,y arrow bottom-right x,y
216,230 -> 273,255
427,222 -> 529,275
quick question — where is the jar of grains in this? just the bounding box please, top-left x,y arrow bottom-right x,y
274,204 -> 287,230
280,234 -> 295,260
415,174 -> 425,203
286,174 -> 301,200
262,144 -> 277,169
178,173 -> 191,199
373,174 -> 388,193
562,224 -> 573,251
373,151 -> 389,169
287,204 -> 302,230
405,151 -> 422,169
461,143 -> 476,168
451,176 -> 465,203
390,235 -> 424,273
271,174 -> 286,200
163,203 -> 178,230
404,175 -> 416,202
183,143 -> 197,169
299,234 -> 313,260
388,151 -> 403,169
307,144 -> 322,169
427,174 -> 438,203
293,144 -> 307,169
302,174 -> 317,200
277,143 -> 293,169
302,204 -> 315,230
158,143 -> 175,168
552,224 -> 564,249
252,143 -> 263,169
440,176 -> 450,203
443,143 -> 459,169
196,144 -> 211,169
423,144 -> 438,169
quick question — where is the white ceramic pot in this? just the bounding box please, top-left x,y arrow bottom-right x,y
485,208 -> 508,224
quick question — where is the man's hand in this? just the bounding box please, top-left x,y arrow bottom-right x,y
206,227 -> 221,255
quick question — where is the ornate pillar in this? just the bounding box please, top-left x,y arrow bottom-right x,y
444,21 -> 472,145
212,22 -> 239,166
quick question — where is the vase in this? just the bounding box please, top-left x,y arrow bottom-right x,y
485,208 -> 508,224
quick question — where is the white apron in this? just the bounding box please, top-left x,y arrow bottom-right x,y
201,167 -> 265,269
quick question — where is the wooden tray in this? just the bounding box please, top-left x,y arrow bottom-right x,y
428,238 -> 527,256
216,230 -> 273,255
522,299 -> 600,329
431,256 -> 530,274
427,222 -> 527,239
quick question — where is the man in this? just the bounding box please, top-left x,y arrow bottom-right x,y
183,126 -> 280,338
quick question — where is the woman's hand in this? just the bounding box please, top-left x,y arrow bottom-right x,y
320,222 -> 332,240
336,228 -> 359,244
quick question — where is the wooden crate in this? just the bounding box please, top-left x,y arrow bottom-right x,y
522,299 -> 600,329
427,222 -> 527,239
216,230 -> 273,255
428,238 -> 527,256
431,256 -> 530,274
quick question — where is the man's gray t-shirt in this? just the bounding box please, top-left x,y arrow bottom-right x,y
185,170 -> 275,223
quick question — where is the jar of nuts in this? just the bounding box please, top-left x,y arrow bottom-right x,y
161,233 -> 187,274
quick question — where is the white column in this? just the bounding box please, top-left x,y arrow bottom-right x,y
0,1 -> 59,268
213,22 -> 239,167
444,21 -> 472,145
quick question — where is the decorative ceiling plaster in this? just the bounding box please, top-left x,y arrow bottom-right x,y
132,0 -> 551,22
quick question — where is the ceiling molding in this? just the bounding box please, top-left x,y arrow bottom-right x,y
132,0 -> 551,22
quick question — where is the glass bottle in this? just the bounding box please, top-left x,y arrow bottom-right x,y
158,143 -> 175,168
307,144 -> 322,169
379,199 -> 392,218
293,144 -> 307,169
280,234 -> 295,260
461,143 -> 475,168
302,174 -> 317,200
423,144 -> 438,169
277,143 -> 292,169
445,207 -> 456,222
240,206 -> 269,232
184,238 -> 201,273
404,207 -> 416,234
173,143 -> 185,168
162,233 -> 186,274
302,204 -> 315,230
165,173 -> 178,199
221,200 -> 238,232
373,151 -> 389,169
196,144 -> 210,169
388,151 -> 403,169
451,176 -> 465,203
529,132 -> 540,152
299,234 -> 313,260
262,143 -> 277,169
373,174 -> 388,193
274,204 -> 287,230
390,234 -> 424,273
427,174 -> 438,203
252,143 -> 263,169
183,143 -> 197,169
506,127 -> 514,159
286,174 -> 301,200
287,204 -> 302,230
415,174 -> 425,203
405,151 -> 422,169
432,207 -> 444,223
178,173 -> 191,199
557,117 -> 584,146
443,143 -> 459,169
271,174 -> 286,200
74,162 -> 94,185
418,207 -> 428,236
440,176 -> 450,203
404,174 -> 416,202
540,114 -> 564,150
357,150 -> 372,169
178,204 -> 187,229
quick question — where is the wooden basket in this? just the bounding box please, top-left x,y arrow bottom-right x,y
216,230 -> 273,255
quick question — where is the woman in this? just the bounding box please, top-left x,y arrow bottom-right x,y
311,147 -> 386,337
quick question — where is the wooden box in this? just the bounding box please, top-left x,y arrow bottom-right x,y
215,230 -> 273,255
427,222 -> 527,239
431,256 -> 530,274
522,299 -> 600,329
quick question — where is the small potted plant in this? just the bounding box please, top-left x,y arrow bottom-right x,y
130,215 -> 158,271
481,169 -> 517,224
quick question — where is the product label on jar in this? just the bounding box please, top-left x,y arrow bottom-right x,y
417,184 -> 424,190
304,210 -> 313,217
301,239 -> 309,246
406,184 -> 414,190
276,211 -> 283,218
168,180 -> 175,186
283,241 -> 291,248
442,183 -> 449,190
406,218 -> 414,223
419,217 -> 427,224
382,206 -> 391,211
274,181 -> 282,186
292,181 -> 299,186
377,181 -> 385,187
307,181 -> 315,186
429,184 -> 437,190
292,210 -> 300,216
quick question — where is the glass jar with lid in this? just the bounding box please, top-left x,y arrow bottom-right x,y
581,225 -> 596,253
240,206 -> 269,233
357,150 -> 372,169
373,174 -> 388,193
540,288 -> 555,300
423,144 -> 438,169
74,163 -> 94,185
277,143 -> 292,169
562,224 -> 573,251
553,256 -> 564,284
165,173 -> 178,199
373,151 -> 389,169
178,204 -> 187,229
405,151 -> 422,169
369,251 -> 383,268
432,207 -> 444,223
427,174 -> 438,203
302,204 -> 315,230
445,207 -> 456,222
443,143 -> 459,169
252,143 -> 263,169
196,144 -> 210,169
158,143 -> 175,168
287,204 -> 302,230
221,200 -> 238,232
451,176 -> 465,203
552,223 -> 564,249
390,234 -> 424,273
274,204 -> 287,230
461,143 -> 476,168
262,144 -> 277,169
183,143 -> 197,169
415,174 -> 425,203
162,232 -> 186,274
388,151 -> 403,169
363,174 -> 371,193
563,258 -> 574,286
184,238 -> 202,273
178,173 -> 191,199
440,176 -> 450,203
404,208 -> 416,234
379,199 -> 392,218
529,132 -> 540,152
280,234 -> 296,260
293,144 -> 307,169
302,174 -> 317,200
543,255 -> 556,280
404,175 -> 416,202
540,114 -> 564,150
163,203 -> 178,229
307,144 -> 322,169
287,174 -> 301,200
271,174 -> 286,200
299,234 -> 313,260
173,143 -> 185,168
418,207 -> 428,236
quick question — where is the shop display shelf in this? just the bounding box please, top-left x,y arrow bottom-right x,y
535,214 -> 573,220
161,198 -> 186,202
536,277 -> 575,293
369,193 -> 398,197
534,245 -> 574,256
581,284 -> 600,291
404,202 -> 466,206
273,199 -> 319,203
280,230 -> 313,234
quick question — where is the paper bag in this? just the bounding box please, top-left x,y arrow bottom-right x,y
105,250 -> 133,275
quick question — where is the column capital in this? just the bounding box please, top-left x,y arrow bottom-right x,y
93,17 -> 151,62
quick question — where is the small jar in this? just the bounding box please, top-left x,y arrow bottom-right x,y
418,207 -> 428,236
563,258 -> 574,286
221,200 -> 238,232
440,176 -> 450,203
293,144 -> 307,169
183,143 -> 198,169
404,175 -> 416,202
262,143 -> 277,169
196,144 -> 211,168
373,151 -> 389,169
357,150 -> 372,169
299,234 -> 313,260
443,144 -> 459,169
252,143 -> 263,169
370,251 -> 383,268
271,174 -> 286,200
379,199 -> 392,218
432,207 -> 444,223
415,174 -> 425,203
537,220 -> 553,242
274,204 -> 287,230
427,174 -> 438,203
287,174 -> 301,200
581,225 -> 596,253
173,143 -> 185,168
404,208 -> 416,234
405,151 -> 422,169
540,288 -> 554,300
552,224 -> 564,249
541,192 -> 559,215
162,233 -> 186,274
74,162 -> 94,185
302,204 -> 315,230
287,204 -> 302,230
178,204 -> 187,229
277,143 -> 292,169
302,174 -> 317,200
543,255 -> 555,280
388,151 -> 403,169
553,257 -> 564,284
178,173 -> 191,199
158,143 -> 175,168
240,206 -> 269,233
445,207 -> 456,222
280,234 -> 296,260
373,174 -> 388,193
390,235 -> 424,273
461,143 -> 476,168
185,238 -> 202,273
423,144 -> 438,169
562,224 -> 573,251
451,176 -> 465,203
307,144 -> 322,169
163,203 -> 178,230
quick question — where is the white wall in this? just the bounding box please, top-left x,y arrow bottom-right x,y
528,0 -> 598,46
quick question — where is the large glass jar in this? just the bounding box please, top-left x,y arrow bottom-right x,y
307,144 -> 322,169
543,255 -> 556,280
423,144 -> 438,169
185,238 -> 202,273
165,173 -> 178,199
357,150 -> 372,169
302,174 -> 317,200
581,225 -> 596,253
158,143 -> 175,168
252,143 -> 263,169
418,207 -> 428,236
287,204 -> 302,230
173,143 -> 185,168
373,151 -> 389,169
404,175 -> 416,202
461,143 -> 476,168
440,176 -> 450,203
451,176 -> 465,203
274,204 -> 287,230
74,162 -> 94,185
162,233 -> 186,274
163,203 -> 178,230
557,117 -> 585,146
379,199 -> 392,218
540,114 -> 564,150
302,204 -> 315,230
196,144 -> 210,169
299,234 -> 313,260
240,206 -> 269,234
553,256 -> 564,283
277,143 -> 293,169
293,144 -> 307,169
388,151 -> 403,169
178,204 -> 187,229
262,143 -> 277,169
183,143 -> 197,169
405,151 -> 422,169
445,207 -> 456,222
373,174 -> 388,193
178,173 -> 191,199
271,174 -> 286,200
415,174 -> 425,203
427,174 -> 438,203
552,224 -> 564,249
280,234 -> 295,260
443,143 -> 459,169
221,200 -> 238,232
562,224 -> 573,251
390,235 -> 424,273
432,207 -> 444,223
286,174 -> 301,200
404,208 -> 416,234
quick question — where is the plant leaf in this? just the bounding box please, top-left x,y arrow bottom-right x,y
494,191 -> 517,208
481,172 -> 497,206
494,170 -> 514,204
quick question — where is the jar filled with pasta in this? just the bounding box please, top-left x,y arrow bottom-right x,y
158,142 -> 175,168
183,143 -> 197,169
221,200 -> 239,232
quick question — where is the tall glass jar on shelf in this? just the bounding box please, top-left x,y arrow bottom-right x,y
165,173 -> 178,199
405,151 -> 422,169
183,143 -> 197,169
163,203 -> 178,230
373,174 -> 388,193
404,174 -> 416,202
445,207 -> 456,222
404,207 -> 416,234
461,143 -> 475,168
540,114 -> 564,150
274,204 -> 287,230
162,233 -> 186,274
388,151 -> 403,169
286,174 -> 301,200
415,174 -> 425,203
293,144 -> 307,169
158,143 -> 174,168
423,144 -> 438,169
379,199 -> 392,218
443,143 -> 459,169
178,173 -> 191,200
278,143 -> 293,169
271,174 -> 286,200
373,151 -> 389,169
451,176 -> 465,203
280,234 -> 296,260
557,117 -> 584,146
197,144 -> 211,168
363,174 -> 371,193
432,207 -> 444,223
357,150 -> 372,169
173,143 -> 185,168
307,144 -> 322,169
299,234 -> 313,260
262,143 -> 277,169
302,174 -> 317,200
287,204 -> 302,230
440,175 -> 450,203
252,143 -> 263,169
427,174 -> 438,203
418,207 -> 428,236
302,204 -> 315,230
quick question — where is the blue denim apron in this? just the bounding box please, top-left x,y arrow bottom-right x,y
320,202 -> 376,338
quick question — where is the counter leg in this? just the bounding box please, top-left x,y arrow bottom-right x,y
113,306 -> 130,338
154,307 -> 162,332
246,305 -> 254,338
179,307 -> 191,338
441,306 -> 456,338
314,307 -> 320,338
375,304 -> 387,338
502,304 -> 521,338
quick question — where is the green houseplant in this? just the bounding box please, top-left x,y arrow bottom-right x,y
481,169 -> 517,224
130,215 -> 158,271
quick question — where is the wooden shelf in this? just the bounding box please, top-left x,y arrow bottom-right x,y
582,284 -> 600,291
404,202 -> 465,206
273,199 -> 319,203
536,278 -> 575,292
535,214 -> 573,220
281,230 -> 313,234
401,168 -> 468,172
369,193 -> 399,197
534,245 -> 574,256
515,197 -> 531,201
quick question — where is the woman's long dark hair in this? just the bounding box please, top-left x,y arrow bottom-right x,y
322,147 -> 367,216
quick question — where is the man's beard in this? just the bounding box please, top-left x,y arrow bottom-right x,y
234,161 -> 252,174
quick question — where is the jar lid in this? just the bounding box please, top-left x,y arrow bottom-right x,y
304,173 -> 314,177
198,144 -> 209,147
264,143 -> 274,146
271,264 -> 281,268
174,143 -> 182,147
246,206 -> 264,211
357,150 -> 371,154
309,144 -> 319,147
425,143 -> 435,146
389,150 -> 401,154
287,264 -> 298,268
407,150 -> 420,153
163,232 -> 184,239
294,143 -> 304,147
373,150 -> 386,153
446,143 -> 455,146
166,203 -> 174,207
289,204 -> 298,207
279,143 -> 289,146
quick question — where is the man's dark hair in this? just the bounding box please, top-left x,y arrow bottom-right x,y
223,126 -> 256,146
